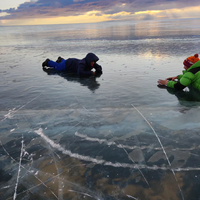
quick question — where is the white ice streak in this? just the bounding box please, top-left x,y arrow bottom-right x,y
2,185 -> 11,189
131,104 -> 184,200
68,190 -> 101,200
75,132 -> 200,152
75,132 -> 113,144
4,108 -> 17,120
34,128 -> 200,172
68,190 -> 93,198
1,94 -> 41,122
35,128 -> 104,164
127,194 -> 139,199
13,135 -> 24,200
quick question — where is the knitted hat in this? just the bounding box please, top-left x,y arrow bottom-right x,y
183,54 -> 199,68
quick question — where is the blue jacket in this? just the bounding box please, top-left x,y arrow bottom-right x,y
65,53 -> 102,77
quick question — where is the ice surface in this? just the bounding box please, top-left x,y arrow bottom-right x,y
1,19 -> 200,200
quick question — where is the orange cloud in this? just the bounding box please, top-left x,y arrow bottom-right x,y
1,1 -> 200,26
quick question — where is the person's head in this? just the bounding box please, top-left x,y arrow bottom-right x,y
183,54 -> 199,70
85,53 -> 99,67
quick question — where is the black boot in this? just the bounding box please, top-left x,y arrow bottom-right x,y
42,58 -> 50,68
56,56 -> 64,63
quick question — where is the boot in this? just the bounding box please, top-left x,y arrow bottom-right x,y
56,56 -> 64,63
42,58 -> 50,68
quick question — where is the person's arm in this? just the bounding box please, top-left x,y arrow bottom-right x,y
93,63 -> 102,73
167,72 -> 194,90
166,76 -> 178,81
158,74 -> 180,85
167,80 -> 186,90
77,63 -> 94,77
158,78 -> 187,90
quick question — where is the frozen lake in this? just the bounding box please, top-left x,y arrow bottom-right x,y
1,18 -> 200,200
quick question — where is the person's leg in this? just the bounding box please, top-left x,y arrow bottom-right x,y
47,59 -> 66,71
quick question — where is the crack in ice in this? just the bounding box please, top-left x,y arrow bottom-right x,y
127,194 -> 139,199
0,138 -> 59,200
13,135 -> 24,200
131,104 -> 184,200
69,189 -> 101,200
1,94 -> 41,122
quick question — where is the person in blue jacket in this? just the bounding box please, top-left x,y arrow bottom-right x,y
42,53 -> 102,77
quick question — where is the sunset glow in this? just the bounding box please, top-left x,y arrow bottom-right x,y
0,0 -> 200,26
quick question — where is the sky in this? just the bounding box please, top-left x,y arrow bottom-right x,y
0,0 -> 200,26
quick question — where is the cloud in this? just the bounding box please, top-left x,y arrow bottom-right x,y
73,0 -> 86,2
0,0 -> 200,25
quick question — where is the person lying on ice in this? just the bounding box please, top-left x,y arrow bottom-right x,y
42,53 -> 102,77
158,54 -> 200,91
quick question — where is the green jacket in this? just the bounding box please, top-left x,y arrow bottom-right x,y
167,60 -> 200,91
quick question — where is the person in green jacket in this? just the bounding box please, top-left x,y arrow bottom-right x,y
158,54 -> 200,90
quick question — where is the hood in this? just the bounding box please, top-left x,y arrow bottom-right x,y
187,60 -> 200,71
85,53 -> 99,66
